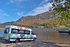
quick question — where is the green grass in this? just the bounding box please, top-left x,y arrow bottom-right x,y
0,37 -> 3,40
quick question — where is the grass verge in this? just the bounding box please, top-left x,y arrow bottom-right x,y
0,37 -> 3,40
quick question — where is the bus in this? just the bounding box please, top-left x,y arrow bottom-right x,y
3,25 -> 36,42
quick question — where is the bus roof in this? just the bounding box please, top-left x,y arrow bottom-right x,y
5,25 -> 32,31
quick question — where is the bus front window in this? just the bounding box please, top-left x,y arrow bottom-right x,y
4,28 -> 9,34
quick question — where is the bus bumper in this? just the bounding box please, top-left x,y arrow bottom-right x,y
3,38 -> 15,41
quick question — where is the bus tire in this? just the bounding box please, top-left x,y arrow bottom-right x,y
15,39 -> 19,43
33,38 -> 36,41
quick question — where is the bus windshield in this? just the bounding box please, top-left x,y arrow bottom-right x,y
4,28 -> 9,34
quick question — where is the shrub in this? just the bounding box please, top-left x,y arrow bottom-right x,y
0,37 -> 3,40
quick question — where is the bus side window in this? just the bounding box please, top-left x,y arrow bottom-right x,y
11,29 -> 18,34
24,30 -> 30,34
19,30 -> 24,34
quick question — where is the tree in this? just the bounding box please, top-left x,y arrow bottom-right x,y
51,0 -> 70,27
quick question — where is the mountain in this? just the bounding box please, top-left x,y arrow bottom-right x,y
0,23 -> 2,24
1,11 -> 60,27
15,11 -> 59,25
0,23 -> 2,27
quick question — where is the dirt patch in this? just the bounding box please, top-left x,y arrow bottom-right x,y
0,40 -> 62,47
55,43 -> 70,47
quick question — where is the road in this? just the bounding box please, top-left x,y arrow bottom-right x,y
0,40 -> 63,47
0,28 -> 70,47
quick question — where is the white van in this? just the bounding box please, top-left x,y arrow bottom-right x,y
3,25 -> 36,42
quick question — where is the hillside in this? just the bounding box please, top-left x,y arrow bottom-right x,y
1,11 -> 60,27
15,11 -> 59,25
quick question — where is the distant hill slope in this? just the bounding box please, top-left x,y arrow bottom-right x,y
1,11 -> 60,27
15,11 -> 59,25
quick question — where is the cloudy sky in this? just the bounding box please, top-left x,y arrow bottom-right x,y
0,0 -> 52,23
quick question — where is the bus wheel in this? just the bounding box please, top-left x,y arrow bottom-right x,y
15,39 -> 19,43
33,38 -> 36,41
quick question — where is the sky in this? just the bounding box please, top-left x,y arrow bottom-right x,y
0,0 -> 52,23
